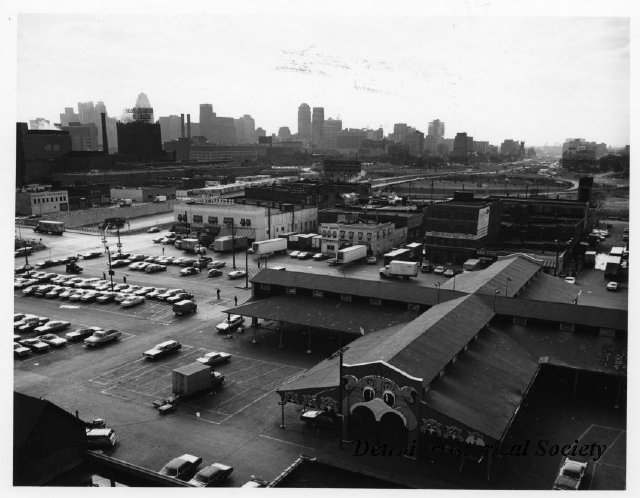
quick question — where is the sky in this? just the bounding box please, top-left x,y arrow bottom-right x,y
14,4 -> 631,147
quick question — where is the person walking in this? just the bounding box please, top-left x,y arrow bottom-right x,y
162,246 -> 165,255
258,260 -> 261,269
234,296 -> 238,306
103,272 -> 106,280
123,275 -> 127,284
216,288 -> 221,300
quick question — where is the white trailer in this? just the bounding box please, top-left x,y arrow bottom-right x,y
379,260 -> 419,279
251,237 -> 288,255
336,245 -> 367,264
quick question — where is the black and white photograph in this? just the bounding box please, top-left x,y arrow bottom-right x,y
4,0 -> 634,492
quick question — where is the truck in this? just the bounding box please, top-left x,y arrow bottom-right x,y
383,248 -> 411,266
379,260 -> 419,279
462,258 -> 481,272
604,255 -> 622,280
172,362 -> 224,398
181,238 -> 206,254
311,234 -> 322,250
213,235 -> 248,252
118,199 -> 132,207
336,245 -> 367,264
405,242 -> 423,261
584,251 -> 596,267
251,238 -> 288,255
297,233 -> 317,251
154,195 -> 167,202
33,220 -> 65,235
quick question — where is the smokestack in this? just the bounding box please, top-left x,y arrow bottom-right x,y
180,114 -> 185,138
187,114 -> 191,139
100,113 -> 109,154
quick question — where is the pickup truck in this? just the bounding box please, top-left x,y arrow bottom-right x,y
84,329 -> 122,347
159,454 -> 203,481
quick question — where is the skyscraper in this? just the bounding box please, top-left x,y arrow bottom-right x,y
452,132 -> 472,163
78,101 -> 96,124
236,115 -> 256,144
132,93 -> 154,123
298,103 -> 311,141
59,107 -> 79,127
199,104 -> 215,142
428,119 -> 445,137
312,107 -> 324,149
323,118 -> 342,151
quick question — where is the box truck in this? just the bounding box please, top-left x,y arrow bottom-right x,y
172,362 -> 223,397
337,245 -> 367,264
118,199 -> 132,207
311,235 -> 322,250
251,238 -> 287,255
584,251 -> 596,267
181,238 -> 201,253
379,260 -> 419,279
213,235 -> 248,252
33,220 -> 65,235
462,259 -> 481,271
383,248 -> 411,266
297,233 -> 317,251
405,242 -> 423,261
154,195 -> 167,202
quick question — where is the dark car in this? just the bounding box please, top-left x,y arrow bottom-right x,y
143,340 -> 182,360
207,269 -> 223,278
180,267 -> 200,277
188,463 -> 233,487
300,409 -> 340,429
66,327 -> 102,342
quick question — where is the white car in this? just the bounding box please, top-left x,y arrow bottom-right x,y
553,457 -> 588,490
433,266 -> 445,275
196,351 -> 231,366
216,315 -> 245,333
228,270 -> 246,280
564,276 -> 576,284
289,251 -> 300,258
606,281 -> 620,291
121,296 -> 145,308
37,333 -> 68,348
34,320 -> 71,334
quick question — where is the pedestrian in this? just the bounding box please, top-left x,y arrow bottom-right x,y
103,272 -> 106,280
258,260 -> 261,269
123,275 -> 127,284
162,247 -> 165,255
234,296 -> 238,306
216,288 -> 220,300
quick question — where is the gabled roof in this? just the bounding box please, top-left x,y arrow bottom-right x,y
345,294 -> 495,384
516,271 -> 584,304
439,254 -> 542,297
425,327 -> 539,441
251,268 -> 465,306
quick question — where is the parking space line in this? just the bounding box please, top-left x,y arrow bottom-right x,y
259,434 -> 317,451
233,364 -> 291,385
597,430 -> 624,462
577,424 -> 595,441
219,387 -> 287,424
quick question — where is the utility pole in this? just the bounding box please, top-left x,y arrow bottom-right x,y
329,346 -> 350,449
244,247 -> 249,289
105,246 -> 115,291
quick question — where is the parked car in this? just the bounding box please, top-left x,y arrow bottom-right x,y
207,269 -> 223,278
242,477 -> 269,488
111,259 -> 130,268
607,281 -> 620,291
180,267 -> 200,277
289,251 -> 300,258
37,333 -> 68,348
300,409 -> 340,428
159,454 -> 202,481
134,287 -> 156,297
84,329 -> 122,347
34,320 -> 71,334
443,269 -> 455,278
297,252 -> 312,260
121,296 -> 145,308
14,342 -> 31,358
167,292 -> 195,304
553,458 -> 588,490
312,253 -> 329,261
80,291 -> 99,303
366,256 -> 377,265
420,263 -> 434,273
143,340 -> 181,360
207,260 -> 226,269
148,226 -> 161,233
433,266 -> 445,275
147,288 -> 168,299
327,258 -> 338,266
216,315 -> 245,334
145,264 -> 167,273
96,292 -> 117,303
66,327 -> 102,341
157,289 -> 185,301
173,300 -> 198,316
196,351 -> 231,366
19,338 -> 50,353
228,270 -> 246,280
565,276 -> 576,285
86,428 -> 118,449
188,463 -> 233,487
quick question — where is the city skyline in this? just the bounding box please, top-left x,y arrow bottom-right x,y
16,9 -> 630,147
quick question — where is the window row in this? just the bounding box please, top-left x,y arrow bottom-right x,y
33,196 -> 67,204
321,228 -> 393,241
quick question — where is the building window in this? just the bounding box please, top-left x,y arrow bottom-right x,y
240,219 -> 246,226
382,230 -> 386,238
348,231 -> 354,240
341,294 -> 352,302
370,297 -> 381,306
367,233 -> 372,241
286,287 -> 297,295
245,219 -> 251,226
322,230 -> 327,237
193,215 -> 203,223
313,290 -> 323,298
332,231 -> 337,238
339,231 -> 345,239
363,387 -> 375,402
208,216 -> 218,224
358,232 -> 363,241
260,283 -> 271,291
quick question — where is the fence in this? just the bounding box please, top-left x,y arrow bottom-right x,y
38,202 -> 174,228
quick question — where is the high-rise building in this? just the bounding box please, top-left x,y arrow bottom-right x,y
236,115 -> 256,144
61,122 -> 99,151
392,123 -> 408,144
312,107 -> 325,149
323,118 -> 342,151
298,103 -> 311,141
452,132 -> 472,163
159,115 -> 183,144
59,107 -> 79,127
428,119 -> 445,137
211,116 -> 237,145
278,127 -> 291,141
131,93 -> 154,123
199,104 -> 215,142
77,101 -> 96,124
256,127 -> 266,138
406,131 -> 425,157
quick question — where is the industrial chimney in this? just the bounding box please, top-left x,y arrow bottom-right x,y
187,114 -> 191,139
100,113 -> 109,154
180,114 -> 185,139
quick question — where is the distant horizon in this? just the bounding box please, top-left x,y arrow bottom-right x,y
17,14 -> 630,148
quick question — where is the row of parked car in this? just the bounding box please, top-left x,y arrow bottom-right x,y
14,312 -> 122,357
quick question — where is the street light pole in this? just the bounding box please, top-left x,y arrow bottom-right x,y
494,289 -> 500,311
435,282 -> 441,304
105,246 -> 114,291
245,247 -> 249,289
554,239 -> 560,276
330,346 -> 350,450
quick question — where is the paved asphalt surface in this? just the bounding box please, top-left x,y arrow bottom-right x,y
13,215 -> 626,488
